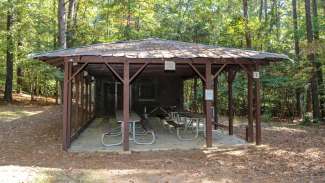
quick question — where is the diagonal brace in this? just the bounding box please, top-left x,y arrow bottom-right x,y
188,62 -> 206,83
213,64 -> 227,79
68,62 -> 88,82
130,62 -> 148,83
104,62 -> 124,83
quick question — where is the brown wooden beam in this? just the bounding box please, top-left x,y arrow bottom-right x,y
247,67 -> 254,142
77,56 -> 270,65
69,62 -> 88,82
67,61 -> 72,147
62,60 -> 69,150
88,78 -> 92,120
76,73 -> 80,134
255,64 -> 262,145
123,61 -> 130,151
81,72 -> 85,125
104,62 -> 124,83
62,59 -> 72,150
85,77 -> 89,121
205,62 -> 213,147
227,69 -> 236,135
188,62 -> 207,83
213,64 -> 227,79
213,77 -> 218,130
130,62 -> 148,83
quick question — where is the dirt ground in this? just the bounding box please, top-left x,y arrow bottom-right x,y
0,96 -> 325,182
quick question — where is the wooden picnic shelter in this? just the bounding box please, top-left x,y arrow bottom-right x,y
33,38 -> 289,151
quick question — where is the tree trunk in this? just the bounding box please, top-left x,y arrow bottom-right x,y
4,1 -> 14,103
305,0 -> 321,120
292,0 -> 300,60
292,0 -> 303,117
259,0 -> 263,21
243,0 -> 252,48
67,0 -> 78,47
312,0 -> 325,119
58,0 -> 67,49
264,0 -> 268,21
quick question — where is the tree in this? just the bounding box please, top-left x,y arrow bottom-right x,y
67,0 -> 78,47
312,0 -> 325,119
4,0 -> 14,103
243,0 -> 252,48
58,0 -> 66,49
305,0 -> 320,121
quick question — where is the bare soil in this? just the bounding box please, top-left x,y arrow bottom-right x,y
0,95 -> 325,182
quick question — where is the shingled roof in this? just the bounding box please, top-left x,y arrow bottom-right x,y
33,38 -> 289,62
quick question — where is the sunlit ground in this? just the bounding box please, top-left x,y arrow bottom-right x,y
0,106 -> 43,123
0,165 -> 222,183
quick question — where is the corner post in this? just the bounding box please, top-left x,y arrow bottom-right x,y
123,61 -> 130,151
63,58 -> 72,150
247,67 -> 254,142
255,65 -> 262,145
228,69 -> 236,135
205,62 -> 213,147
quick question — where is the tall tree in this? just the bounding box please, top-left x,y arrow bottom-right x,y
292,0 -> 302,117
58,0 -> 67,49
305,0 -> 321,120
312,0 -> 325,119
243,0 -> 252,48
67,0 -> 78,47
292,0 -> 300,60
4,0 -> 14,103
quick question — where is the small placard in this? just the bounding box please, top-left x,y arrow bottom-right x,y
253,72 -> 260,79
164,61 -> 176,71
205,89 -> 214,100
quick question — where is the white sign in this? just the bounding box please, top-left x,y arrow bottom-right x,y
253,72 -> 260,79
205,89 -> 214,100
164,61 -> 176,71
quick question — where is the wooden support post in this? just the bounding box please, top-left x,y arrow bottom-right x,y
123,61 -> 130,151
88,79 -> 92,120
193,77 -> 198,112
81,72 -> 85,124
67,61 -> 72,147
85,78 -> 89,121
247,68 -> 254,142
205,62 -> 213,147
63,59 -> 72,150
213,77 -> 218,130
228,69 -> 236,136
76,74 -> 80,131
255,65 -> 262,145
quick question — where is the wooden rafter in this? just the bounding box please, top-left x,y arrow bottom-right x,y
213,64 -> 227,79
188,62 -> 206,83
130,62 -> 148,83
104,62 -> 124,83
69,62 -> 88,82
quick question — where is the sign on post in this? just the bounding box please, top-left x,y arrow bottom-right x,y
164,61 -> 176,71
253,72 -> 260,79
205,89 -> 214,101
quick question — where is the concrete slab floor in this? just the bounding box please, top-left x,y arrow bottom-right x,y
69,117 -> 247,153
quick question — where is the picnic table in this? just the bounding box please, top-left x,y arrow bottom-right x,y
102,111 -> 155,147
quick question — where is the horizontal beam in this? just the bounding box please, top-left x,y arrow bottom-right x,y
76,56 -> 270,65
